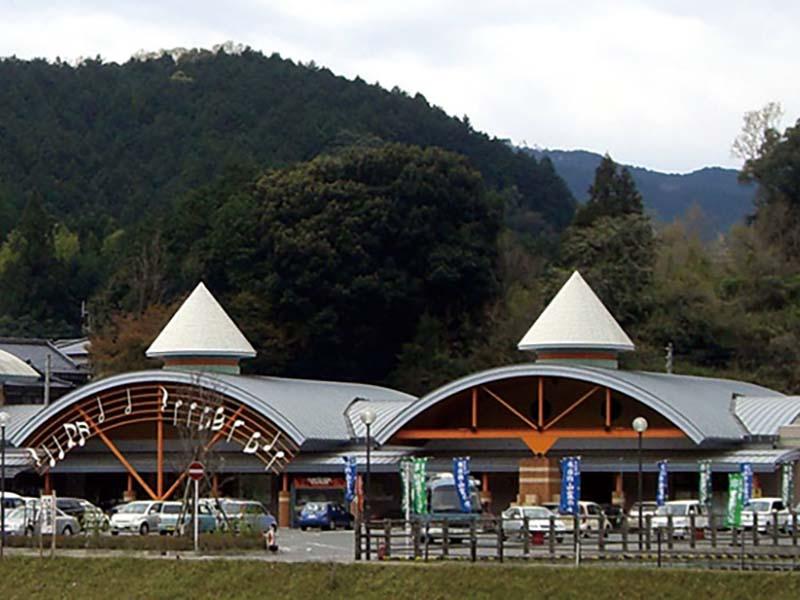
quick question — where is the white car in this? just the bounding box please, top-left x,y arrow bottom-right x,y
3,506 -> 80,536
626,501 -> 658,530
110,501 -> 163,535
542,501 -> 609,533
502,506 -> 567,541
741,497 -> 789,532
651,500 -> 708,537
1,491 -> 28,511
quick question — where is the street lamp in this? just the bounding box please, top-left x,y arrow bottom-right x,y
360,407 -> 377,560
0,410 -> 9,560
360,408 -> 377,519
632,416 -> 649,550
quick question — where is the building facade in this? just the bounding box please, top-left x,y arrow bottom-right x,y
4,275 -> 800,526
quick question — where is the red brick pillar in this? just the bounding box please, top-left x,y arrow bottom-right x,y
518,457 -> 560,505
480,473 -> 492,513
278,473 -> 291,528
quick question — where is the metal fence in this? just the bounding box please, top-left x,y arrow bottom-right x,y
355,512 -> 800,570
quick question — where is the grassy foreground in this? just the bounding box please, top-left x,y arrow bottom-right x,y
1,557 -> 800,599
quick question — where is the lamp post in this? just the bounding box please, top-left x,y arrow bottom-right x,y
360,407 -> 376,560
0,410 -> 9,560
632,416 -> 649,551
360,408 -> 377,520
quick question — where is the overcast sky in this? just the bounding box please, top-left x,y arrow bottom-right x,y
2,0 -> 798,173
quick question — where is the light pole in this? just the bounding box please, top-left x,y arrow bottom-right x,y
632,416 -> 648,550
360,407 -> 376,560
0,410 -> 9,560
360,408 -> 377,520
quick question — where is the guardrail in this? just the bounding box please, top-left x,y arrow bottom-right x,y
355,512 -> 800,570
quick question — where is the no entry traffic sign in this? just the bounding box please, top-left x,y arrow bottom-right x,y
188,461 -> 204,481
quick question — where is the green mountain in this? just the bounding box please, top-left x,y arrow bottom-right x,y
0,49 -> 574,238
529,149 -> 755,233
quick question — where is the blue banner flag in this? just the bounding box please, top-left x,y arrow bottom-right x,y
344,456 -> 357,503
740,463 -> 753,505
453,457 -> 472,513
657,460 -> 669,507
559,457 -> 581,515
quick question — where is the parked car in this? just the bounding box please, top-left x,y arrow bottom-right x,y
601,504 -> 626,530
542,501 -> 609,533
741,497 -> 789,532
218,500 -> 277,534
78,500 -> 110,532
110,501 -> 163,535
626,501 -> 658,530
56,497 -> 87,527
297,502 -> 354,531
157,501 -> 217,535
3,506 -> 80,536
1,492 -> 27,510
501,505 -> 566,541
651,500 -> 708,538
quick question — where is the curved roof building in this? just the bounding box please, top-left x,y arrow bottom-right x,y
6,276 -> 800,526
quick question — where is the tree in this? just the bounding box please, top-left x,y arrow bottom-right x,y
199,143 -> 502,382
573,155 -> 644,227
89,302 -> 177,377
553,155 -> 655,327
732,102 -> 784,164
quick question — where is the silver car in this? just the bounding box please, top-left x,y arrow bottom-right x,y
3,506 -> 80,536
218,499 -> 277,534
110,501 -> 162,535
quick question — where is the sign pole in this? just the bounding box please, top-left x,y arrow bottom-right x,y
193,478 -> 199,553
51,491 -> 56,558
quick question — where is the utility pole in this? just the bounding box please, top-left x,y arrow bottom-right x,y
665,342 -> 674,374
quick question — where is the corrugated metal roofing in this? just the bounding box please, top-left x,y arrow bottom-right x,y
734,396 -> 800,436
212,374 -> 416,442
146,283 -> 256,358
375,363 -> 783,445
518,271 -> 635,352
10,370 -> 416,448
0,349 -> 39,378
0,337 -> 82,376
346,398 -> 414,439
1,404 -> 46,438
581,447 -> 800,473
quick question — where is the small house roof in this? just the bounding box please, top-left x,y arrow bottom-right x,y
146,282 -> 256,359
518,271 -> 635,352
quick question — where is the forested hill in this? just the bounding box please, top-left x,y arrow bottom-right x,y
529,149 -> 755,234
0,48 -> 574,237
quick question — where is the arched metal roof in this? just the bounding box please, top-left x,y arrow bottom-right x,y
373,363 -> 784,445
11,370 -> 305,447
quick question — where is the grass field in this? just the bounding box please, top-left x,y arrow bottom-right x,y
1,557 -> 800,599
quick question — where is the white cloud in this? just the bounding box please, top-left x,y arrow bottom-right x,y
0,0 -> 798,172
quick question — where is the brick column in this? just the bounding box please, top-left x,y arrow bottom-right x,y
480,473 -> 492,512
518,457 -> 560,505
278,473 -> 291,528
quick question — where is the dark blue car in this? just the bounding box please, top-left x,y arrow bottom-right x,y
297,502 -> 354,531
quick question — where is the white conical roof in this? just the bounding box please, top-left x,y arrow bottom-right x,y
146,283 -> 256,358
518,271 -> 635,352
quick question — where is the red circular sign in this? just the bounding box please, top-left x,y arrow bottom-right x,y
188,461 -> 204,481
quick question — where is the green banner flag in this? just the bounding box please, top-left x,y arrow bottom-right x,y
412,457 -> 428,514
698,460 -> 712,506
782,462 -> 794,506
725,473 -> 744,528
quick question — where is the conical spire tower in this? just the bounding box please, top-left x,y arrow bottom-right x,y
518,271 -> 634,368
146,282 -> 256,374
